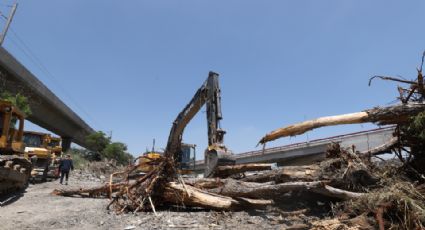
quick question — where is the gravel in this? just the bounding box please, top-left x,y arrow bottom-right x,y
0,170 -> 317,230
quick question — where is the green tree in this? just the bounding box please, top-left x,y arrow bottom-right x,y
409,111 -> 425,141
0,91 -> 32,116
85,131 -> 111,153
103,142 -> 133,165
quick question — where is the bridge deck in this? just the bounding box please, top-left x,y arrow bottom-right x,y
0,47 -> 94,148
194,126 -> 395,171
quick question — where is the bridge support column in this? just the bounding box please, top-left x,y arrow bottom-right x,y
61,137 -> 72,153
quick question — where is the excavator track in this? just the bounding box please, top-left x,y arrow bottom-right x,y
0,155 -> 32,195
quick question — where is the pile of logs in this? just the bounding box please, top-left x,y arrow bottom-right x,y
52,52 -> 425,229
52,144 -> 371,211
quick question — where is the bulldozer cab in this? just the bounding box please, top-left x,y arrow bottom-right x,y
47,136 -> 62,156
23,131 -> 51,148
0,100 -> 25,154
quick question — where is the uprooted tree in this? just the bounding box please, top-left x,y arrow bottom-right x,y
53,53 -> 425,229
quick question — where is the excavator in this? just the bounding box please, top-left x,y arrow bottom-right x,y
23,131 -> 52,181
164,71 -> 235,177
0,100 -> 32,194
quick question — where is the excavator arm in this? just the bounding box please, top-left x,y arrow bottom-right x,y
164,71 -> 234,177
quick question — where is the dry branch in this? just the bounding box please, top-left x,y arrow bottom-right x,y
259,103 -> 425,144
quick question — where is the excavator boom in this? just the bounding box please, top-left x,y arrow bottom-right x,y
165,71 -> 234,177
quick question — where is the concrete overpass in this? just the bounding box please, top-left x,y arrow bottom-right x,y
0,47 -> 94,150
193,126 -> 395,172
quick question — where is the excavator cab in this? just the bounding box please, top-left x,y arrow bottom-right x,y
178,143 -> 196,174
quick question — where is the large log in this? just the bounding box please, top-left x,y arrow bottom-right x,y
52,182 -> 128,197
240,164 -> 321,183
259,103 -> 425,144
213,163 -> 273,178
162,182 -> 273,210
205,179 -> 364,200
53,181 -> 274,211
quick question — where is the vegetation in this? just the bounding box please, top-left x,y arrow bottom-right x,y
85,132 -> 133,165
67,148 -> 90,169
402,111 -> 425,143
0,91 -> 32,116
86,131 -> 110,153
103,142 -> 133,165
399,111 -> 425,175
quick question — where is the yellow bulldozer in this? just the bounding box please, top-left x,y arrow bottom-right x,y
0,100 -> 32,194
46,136 -> 62,178
23,131 -> 53,181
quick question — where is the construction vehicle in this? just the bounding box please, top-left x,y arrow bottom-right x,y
48,136 -> 62,156
135,139 -> 163,173
164,71 -> 235,177
177,143 -> 196,174
23,131 -> 52,181
135,141 -> 196,175
0,100 -> 32,194
46,136 -> 62,178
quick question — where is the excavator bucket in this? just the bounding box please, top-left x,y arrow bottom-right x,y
204,148 -> 235,178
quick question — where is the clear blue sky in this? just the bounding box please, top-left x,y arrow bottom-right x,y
1,1 -> 424,159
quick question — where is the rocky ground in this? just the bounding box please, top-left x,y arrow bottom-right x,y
0,170 -> 322,230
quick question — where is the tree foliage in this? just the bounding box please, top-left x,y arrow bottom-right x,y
0,91 -> 32,116
85,131 -> 111,153
85,131 -> 133,165
103,142 -> 133,165
408,111 -> 425,141
400,111 -> 425,145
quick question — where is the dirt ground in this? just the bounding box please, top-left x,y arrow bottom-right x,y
0,171 -> 319,230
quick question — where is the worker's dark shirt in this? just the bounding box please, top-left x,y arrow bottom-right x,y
59,159 -> 74,172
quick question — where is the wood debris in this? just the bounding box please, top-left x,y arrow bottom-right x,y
52,52 -> 425,229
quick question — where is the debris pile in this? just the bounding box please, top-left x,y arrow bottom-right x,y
52,52 -> 425,229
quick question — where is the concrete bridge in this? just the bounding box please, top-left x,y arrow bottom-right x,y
193,126 -> 395,172
0,47 -> 94,150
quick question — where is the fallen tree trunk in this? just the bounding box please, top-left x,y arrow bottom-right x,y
162,182 -> 273,210
259,103 -> 425,144
52,181 -> 273,210
213,163 -> 273,178
205,179 -> 364,200
52,182 -> 128,197
240,164 -> 321,183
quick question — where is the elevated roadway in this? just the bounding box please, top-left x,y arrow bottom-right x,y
194,126 -> 395,172
0,47 -> 94,150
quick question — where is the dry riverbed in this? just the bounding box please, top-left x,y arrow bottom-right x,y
0,170 -> 318,230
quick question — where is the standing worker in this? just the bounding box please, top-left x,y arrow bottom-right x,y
59,154 -> 74,185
